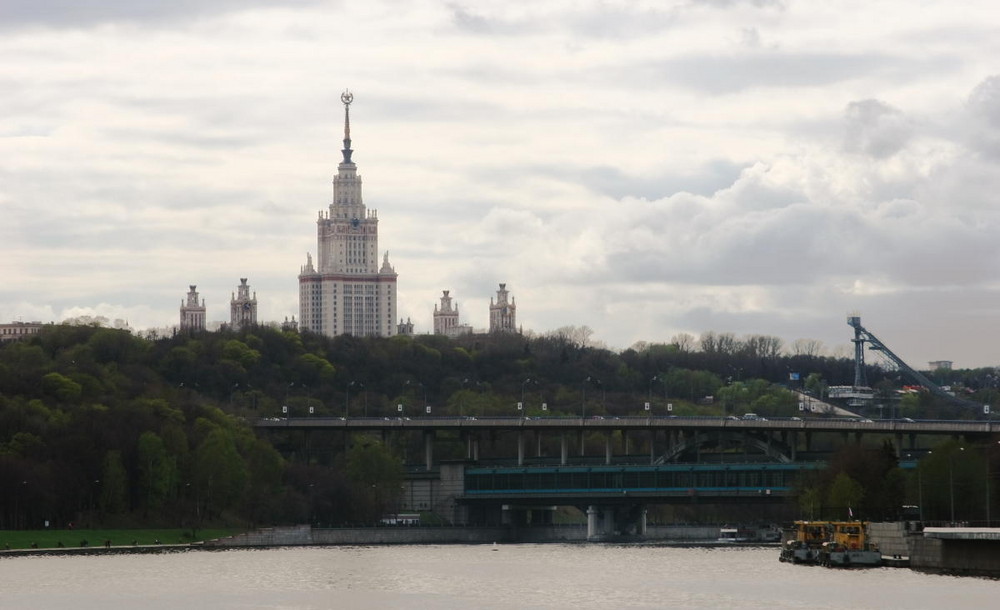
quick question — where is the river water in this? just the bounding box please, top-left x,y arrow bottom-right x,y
0,544 -> 995,609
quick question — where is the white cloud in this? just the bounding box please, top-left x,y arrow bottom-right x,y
2,1 -> 1000,369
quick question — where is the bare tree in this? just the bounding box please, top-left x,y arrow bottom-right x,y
671,333 -> 696,353
791,338 -> 825,357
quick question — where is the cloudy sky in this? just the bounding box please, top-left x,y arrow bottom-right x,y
3,0 -> 1000,369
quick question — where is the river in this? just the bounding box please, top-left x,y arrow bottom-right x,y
0,544 -> 995,609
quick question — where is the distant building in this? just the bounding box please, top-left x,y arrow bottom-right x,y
0,321 -> 44,343
230,278 -> 257,329
928,360 -> 953,371
180,285 -> 206,332
397,317 -> 414,336
298,90 -> 398,337
489,283 -> 517,334
433,290 -> 473,337
281,316 -> 298,332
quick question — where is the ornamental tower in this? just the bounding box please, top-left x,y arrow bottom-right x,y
230,278 -> 257,329
489,283 -> 517,333
299,91 -> 398,336
433,290 -> 459,335
180,285 -> 206,332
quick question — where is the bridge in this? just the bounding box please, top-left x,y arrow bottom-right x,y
257,415 -> 996,467
255,415 -> 987,539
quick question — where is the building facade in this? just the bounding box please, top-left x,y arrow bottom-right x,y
180,285 -> 206,332
230,278 -> 257,329
0,321 -> 44,343
433,290 -> 472,337
299,90 -> 398,337
489,283 -> 517,333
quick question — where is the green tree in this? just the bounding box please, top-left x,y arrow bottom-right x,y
345,437 -> 403,524
99,450 -> 128,517
193,428 -> 248,522
827,472 -> 864,520
137,431 -> 175,514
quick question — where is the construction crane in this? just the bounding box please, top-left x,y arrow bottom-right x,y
848,315 -> 983,410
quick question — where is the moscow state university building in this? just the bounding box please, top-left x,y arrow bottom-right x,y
298,92 -> 398,337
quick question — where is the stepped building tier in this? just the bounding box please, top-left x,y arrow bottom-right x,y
299,90 -> 398,337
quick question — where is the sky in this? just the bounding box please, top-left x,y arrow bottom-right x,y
3,0 -> 1000,369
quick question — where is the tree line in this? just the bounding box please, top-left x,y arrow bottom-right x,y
1,322 -> 995,529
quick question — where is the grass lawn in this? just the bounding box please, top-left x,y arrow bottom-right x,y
0,528 -> 242,550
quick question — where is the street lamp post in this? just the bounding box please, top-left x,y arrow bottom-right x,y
950,447 -> 965,523
520,378 -> 537,416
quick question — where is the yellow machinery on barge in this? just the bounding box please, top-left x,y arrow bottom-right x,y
780,521 -> 882,567
779,521 -> 829,564
818,521 -> 882,567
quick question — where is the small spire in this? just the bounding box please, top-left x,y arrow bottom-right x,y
340,89 -> 354,164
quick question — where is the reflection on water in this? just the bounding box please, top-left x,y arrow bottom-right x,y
0,544 -> 994,610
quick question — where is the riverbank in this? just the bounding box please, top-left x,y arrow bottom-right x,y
0,528 -> 238,553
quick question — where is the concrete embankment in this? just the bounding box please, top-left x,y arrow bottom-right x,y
867,522 -> 1000,576
204,524 -> 725,547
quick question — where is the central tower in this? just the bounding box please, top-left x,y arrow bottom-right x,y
298,91 -> 398,336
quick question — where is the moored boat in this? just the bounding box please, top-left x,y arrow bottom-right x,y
779,521 -> 830,564
817,522 -> 881,567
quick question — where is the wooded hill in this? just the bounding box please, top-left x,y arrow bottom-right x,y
0,324 -> 992,529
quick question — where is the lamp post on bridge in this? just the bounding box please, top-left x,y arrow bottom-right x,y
520,378 -> 537,416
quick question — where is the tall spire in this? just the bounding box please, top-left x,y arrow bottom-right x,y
340,89 -> 354,164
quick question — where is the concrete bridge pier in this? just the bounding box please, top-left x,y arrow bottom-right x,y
423,430 -> 434,470
586,503 -> 648,541
561,432 -> 568,465
605,434 -> 613,465
517,431 -> 525,465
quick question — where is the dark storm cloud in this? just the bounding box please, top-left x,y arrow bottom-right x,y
0,0 -> 327,30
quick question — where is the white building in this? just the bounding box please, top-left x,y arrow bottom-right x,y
0,321 -> 44,343
299,90 -> 398,337
230,278 -> 257,330
433,290 -> 472,337
489,283 -> 517,334
180,285 -> 206,332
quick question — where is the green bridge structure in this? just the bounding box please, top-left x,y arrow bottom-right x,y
256,415 -> 988,539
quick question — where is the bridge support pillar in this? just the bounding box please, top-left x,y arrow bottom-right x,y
649,430 -> 656,465
561,433 -> 568,465
537,432 -> 543,458
423,430 -> 434,470
624,431 -> 630,455
517,431 -> 525,466
894,434 -> 903,457
579,430 -> 585,456
605,434 -> 613,465
586,503 -> 647,541
466,435 -> 479,461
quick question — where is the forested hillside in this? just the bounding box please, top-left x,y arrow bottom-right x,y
0,323 -> 988,529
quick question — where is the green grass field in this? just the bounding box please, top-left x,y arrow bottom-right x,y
0,528 -> 242,550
